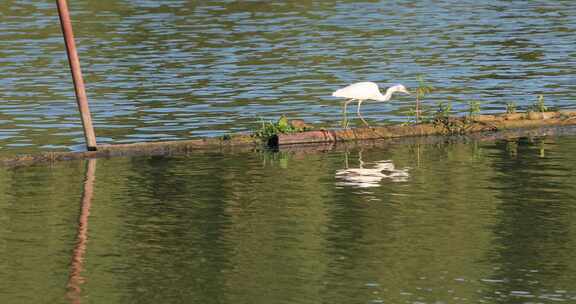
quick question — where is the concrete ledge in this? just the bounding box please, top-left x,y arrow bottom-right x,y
2,111 -> 576,167
275,111 -> 576,145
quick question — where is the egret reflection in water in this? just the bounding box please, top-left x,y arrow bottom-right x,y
335,152 -> 410,188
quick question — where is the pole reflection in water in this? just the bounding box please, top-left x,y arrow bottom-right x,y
66,159 -> 96,304
335,151 -> 410,189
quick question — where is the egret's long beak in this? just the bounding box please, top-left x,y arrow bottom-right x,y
404,89 -> 412,95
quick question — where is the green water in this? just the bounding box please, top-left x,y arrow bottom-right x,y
1,134 -> 576,303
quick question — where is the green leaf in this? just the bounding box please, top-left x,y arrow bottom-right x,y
277,115 -> 289,131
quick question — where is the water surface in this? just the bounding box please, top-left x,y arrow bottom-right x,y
1,0 -> 575,152
1,134 -> 576,303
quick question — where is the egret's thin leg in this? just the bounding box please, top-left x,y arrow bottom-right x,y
342,99 -> 352,128
357,100 -> 370,127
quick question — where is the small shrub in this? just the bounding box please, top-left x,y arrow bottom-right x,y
253,115 -> 306,141
434,101 -> 452,122
528,95 -> 547,112
414,75 -> 435,123
506,102 -> 517,114
432,101 -> 468,135
468,101 -> 481,118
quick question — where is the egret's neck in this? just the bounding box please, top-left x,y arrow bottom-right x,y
377,88 -> 394,101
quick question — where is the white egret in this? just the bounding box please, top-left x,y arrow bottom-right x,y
332,82 -> 410,127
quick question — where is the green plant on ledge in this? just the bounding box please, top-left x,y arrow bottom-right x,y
506,102 -> 517,114
414,75 -> 435,123
433,101 -> 452,123
432,101 -> 463,134
528,95 -> 547,113
253,115 -> 307,141
467,100 -> 481,119
432,101 -> 452,127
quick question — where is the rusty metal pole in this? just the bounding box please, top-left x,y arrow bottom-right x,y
56,0 -> 97,151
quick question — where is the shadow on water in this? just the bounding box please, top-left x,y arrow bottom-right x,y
480,137 -> 576,302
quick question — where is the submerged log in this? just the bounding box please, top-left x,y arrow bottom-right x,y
1,134 -> 259,167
